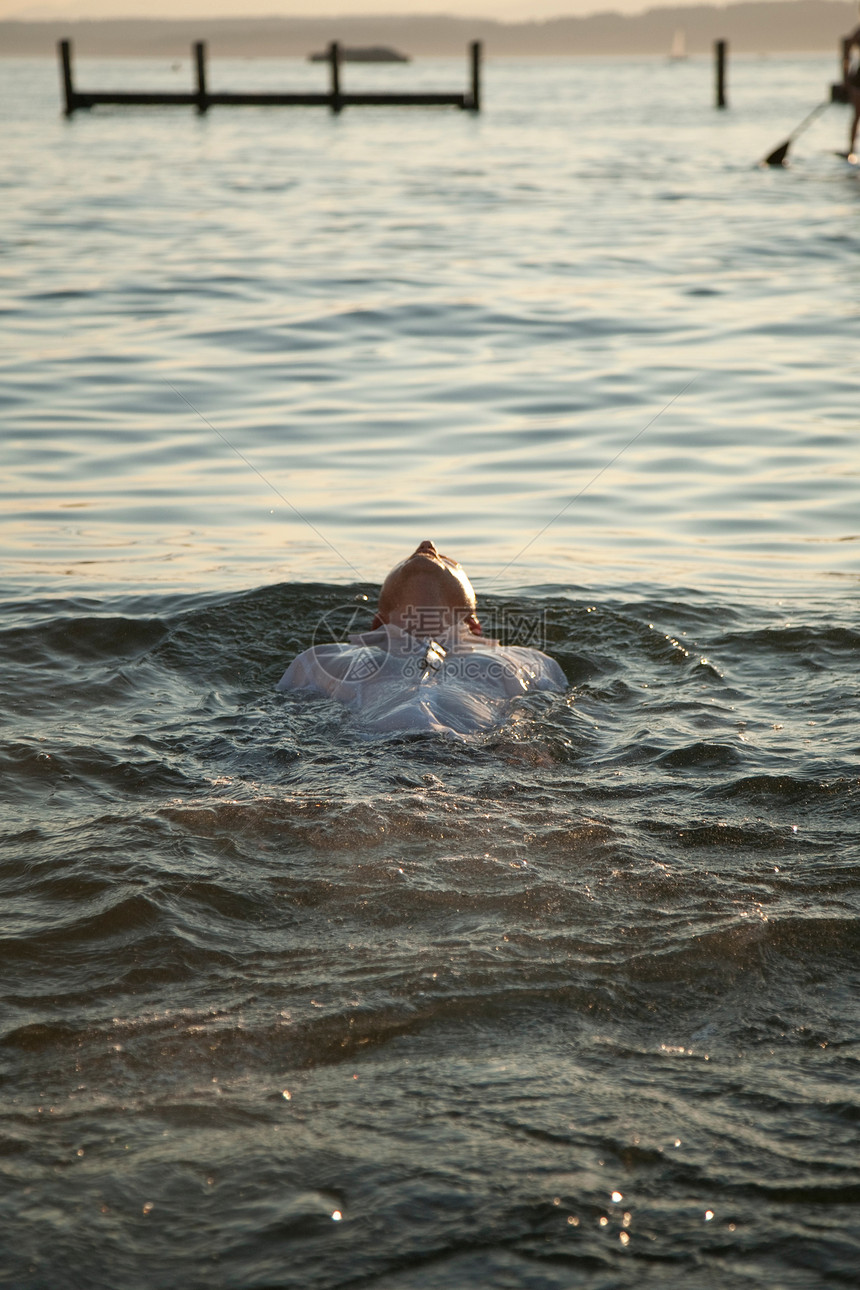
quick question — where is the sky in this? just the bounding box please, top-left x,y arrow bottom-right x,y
2,0 -> 719,21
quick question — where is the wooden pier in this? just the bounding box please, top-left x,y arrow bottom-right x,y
58,39 -> 481,117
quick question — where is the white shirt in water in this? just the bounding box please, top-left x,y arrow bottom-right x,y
276,622 -> 567,736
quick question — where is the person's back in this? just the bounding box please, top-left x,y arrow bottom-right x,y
277,541 -> 566,736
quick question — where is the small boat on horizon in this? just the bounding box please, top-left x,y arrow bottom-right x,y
669,28 -> 688,61
308,46 -> 411,64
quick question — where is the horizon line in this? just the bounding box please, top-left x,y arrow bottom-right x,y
3,0 -> 847,21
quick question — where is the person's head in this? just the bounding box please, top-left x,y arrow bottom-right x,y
372,539 -> 481,635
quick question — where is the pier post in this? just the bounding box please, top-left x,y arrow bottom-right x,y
59,38 -> 75,116
469,41 -> 482,112
834,36 -> 853,100
194,41 -> 208,115
715,39 -> 728,109
329,41 -> 342,114
830,37 -> 851,102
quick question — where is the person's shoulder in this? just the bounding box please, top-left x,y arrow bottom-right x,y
500,645 -> 567,691
276,642 -> 358,693
276,646 -> 318,692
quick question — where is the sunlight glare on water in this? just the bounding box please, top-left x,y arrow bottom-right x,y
1,54 -> 859,595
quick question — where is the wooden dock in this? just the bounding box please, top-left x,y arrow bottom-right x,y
58,39 -> 481,116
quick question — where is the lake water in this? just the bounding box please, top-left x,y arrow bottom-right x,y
1,52 -> 859,1289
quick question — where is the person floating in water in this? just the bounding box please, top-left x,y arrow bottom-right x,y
844,11 -> 860,158
277,539 -> 567,735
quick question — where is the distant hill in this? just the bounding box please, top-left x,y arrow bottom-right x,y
0,2 -> 856,58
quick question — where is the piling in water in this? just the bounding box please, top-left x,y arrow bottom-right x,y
194,41 -> 207,115
59,38 -> 74,117
715,39 -> 728,109
832,36 -> 852,102
470,40 -> 481,112
329,41 -> 342,115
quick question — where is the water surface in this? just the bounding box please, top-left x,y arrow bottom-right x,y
1,53 -> 859,1290
2,53 -> 859,593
